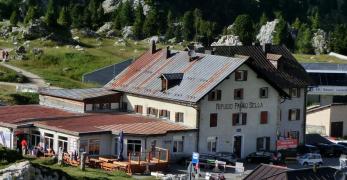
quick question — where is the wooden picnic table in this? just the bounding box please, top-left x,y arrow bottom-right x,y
89,158 -> 101,168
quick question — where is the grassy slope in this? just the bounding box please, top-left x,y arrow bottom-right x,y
294,54 -> 347,64
0,85 -> 16,104
1,37 -> 149,88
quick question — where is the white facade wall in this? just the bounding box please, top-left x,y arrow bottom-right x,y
307,108 -> 331,136
123,95 -> 198,128
278,88 -> 306,143
199,64 -> 279,158
0,126 -> 14,148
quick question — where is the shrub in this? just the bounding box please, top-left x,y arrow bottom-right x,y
0,146 -> 23,164
9,93 -> 39,105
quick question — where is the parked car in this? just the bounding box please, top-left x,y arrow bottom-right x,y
316,143 -> 347,157
245,151 -> 275,164
297,144 -> 320,155
297,153 -> 323,166
337,142 -> 347,147
215,152 -> 238,165
198,153 -> 217,164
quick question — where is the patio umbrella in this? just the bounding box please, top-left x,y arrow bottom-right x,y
118,130 -> 124,161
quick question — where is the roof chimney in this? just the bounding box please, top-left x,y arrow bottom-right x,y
262,43 -> 271,53
163,46 -> 171,59
188,49 -> 197,62
150,40 -> 156,54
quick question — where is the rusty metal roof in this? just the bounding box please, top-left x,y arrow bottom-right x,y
105,49 -> 249,103
39,88 -> 119,101
212,45 -> 311,88
34,113 -> 196,135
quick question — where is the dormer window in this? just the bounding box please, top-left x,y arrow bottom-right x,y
160,73 -> 183,91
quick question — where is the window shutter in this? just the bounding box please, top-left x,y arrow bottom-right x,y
208,92 -> 214,101
217,90 -> 222,100
175,112 -> 179,122
256,138 -> 262,151
297,88 -> 301,97
288,109 -> 292,121
242,113 -> 247,125
234,89 -> 237,99
167,111 -> 170,119
261,111 -> 268,124
240,89 -> 244,99
296,109 -> 300,120
244,71 -> 248,80
235,71 -> 241,80
232,113 -> 238,125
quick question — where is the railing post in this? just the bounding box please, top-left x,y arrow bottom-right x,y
158,150 -> 161,163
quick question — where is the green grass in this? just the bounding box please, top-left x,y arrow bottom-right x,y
0,64 -> 29,83
294,54 -> 347,64
0,85 -> 39,105
30,158 -> 134,180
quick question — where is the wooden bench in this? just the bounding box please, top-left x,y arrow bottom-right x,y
100,162 -> 120,171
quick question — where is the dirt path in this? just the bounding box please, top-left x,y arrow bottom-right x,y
0,62 -> 47,87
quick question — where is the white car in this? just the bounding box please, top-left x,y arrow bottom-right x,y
297,153 -> 323,166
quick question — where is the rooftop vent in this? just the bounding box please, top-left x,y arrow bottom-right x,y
160,73 -> 184,91
262,43 -> 271,54
163,46 -> 171,59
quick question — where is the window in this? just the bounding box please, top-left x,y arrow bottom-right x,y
210,113 -> 218,127
89,139 -> 100,155
92,103 -> 111,111
147,107 -> 158,117
235,70 -> 248,81
31,130 -> 40,147
208,90 -> 222,101
234,88 -> 244,100
207,137 -> 218,153
127,140 -> 142,154
260,111 -> 268,124
232,113 -> 247,126
159,109 -> 170,119
58,136 -> 68,152
162,78 -> 168,91
134,105 -> 143,114
173,136 -> 184,153
256,137 -> 270,151
175,112 -> 184,123
290,88 -> 300,98
79,140 -> 88,153
44,133 -> 54,150
288,109 -> 300,121
260,87 -> 268,98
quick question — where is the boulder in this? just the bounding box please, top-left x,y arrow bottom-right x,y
96,22 -> 113,35
22,19 -> 49,40
32,48 -> 43,55
0,25 -> 12,38
312,29 -> 329,55
106,30 -> 117,37
211,35 -> 242,46
102,0 -> 118,13
256,19 -> 279,45
16,46 -> 26,54
121,26 -> 133,39
80,28 -> 98,37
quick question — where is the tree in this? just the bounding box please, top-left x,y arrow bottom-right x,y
330,24 -> 347,55
273,15 -> 289,45
193,8 -> 203,40
259,13 -> 268,26
296,24 -> 313,54
232,14 -> 255,45
24,6 -> 38,25
88,0 -> 99,29
10,10 -> 18,26
292,17 -> 301,30
45,0 -> 57,27
71,4 -> 83,28
182,11 -> 195,41
165,11 -> 175,40
113,2 -> 122,29
119,0 -> 134,27
143,7 -> 159,37
342,0 -> 347,16
133,2 -> 145,40
57,7 -> 71,27
82,7 -> 91,27
310,11 -> 320,30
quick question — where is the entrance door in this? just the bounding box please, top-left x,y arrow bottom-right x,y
331,122 -> 343,138
233,136 -> 242,158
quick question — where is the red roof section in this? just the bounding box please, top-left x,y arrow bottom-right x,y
0,105 -> 77,124
35,113 -> 195,135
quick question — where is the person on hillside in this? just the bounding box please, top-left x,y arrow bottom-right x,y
5,51 -> 9,61
21,138 -> 28,155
